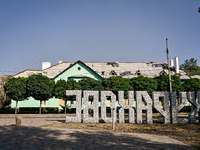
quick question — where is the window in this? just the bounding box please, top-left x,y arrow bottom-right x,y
160,70 -> 167,75
110,70 -> 117,75
136,70 -> 141,75
78,67 -> 81,70
101,71 -> 105,75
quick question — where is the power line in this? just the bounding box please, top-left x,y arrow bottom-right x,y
0,61 -> 38,64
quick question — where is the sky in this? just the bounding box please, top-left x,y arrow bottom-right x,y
0,0 -> 200,76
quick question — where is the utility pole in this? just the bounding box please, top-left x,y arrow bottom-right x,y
166,38 -> 172,92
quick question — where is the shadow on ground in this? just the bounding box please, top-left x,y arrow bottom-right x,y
0,125 -> 195,150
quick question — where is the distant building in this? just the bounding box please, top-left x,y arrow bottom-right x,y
0,75 -> 12,105
11,58 -> 200,110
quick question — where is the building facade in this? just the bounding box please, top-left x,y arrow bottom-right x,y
11,58 -> 200,111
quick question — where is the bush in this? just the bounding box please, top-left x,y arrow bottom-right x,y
0,106 -> 15,114
18,107 -> 59,114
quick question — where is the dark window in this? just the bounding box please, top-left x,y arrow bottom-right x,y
136,70 -> 141,75
110,70 -> 117,75
78,67 -> 81,70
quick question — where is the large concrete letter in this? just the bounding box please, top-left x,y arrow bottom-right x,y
65,90 -> 82,123
188,92 -> 200,123
83,91 -> 99,123
153,92 -> 170,124
101,91 -> 117,123
118,91 -> 135,123
136,91 -> 152,124
171,92 -> 188,124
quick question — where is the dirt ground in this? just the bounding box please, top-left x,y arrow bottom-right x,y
1,113 -> 200,149
41,113 -> 200,150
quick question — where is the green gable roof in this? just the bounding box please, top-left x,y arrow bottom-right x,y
53,60 -> 103,82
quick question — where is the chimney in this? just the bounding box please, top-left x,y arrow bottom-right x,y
59,60 -> 63,64
42,62 -> 51,70
174,57 -> 179,74
170,60 -> 174,66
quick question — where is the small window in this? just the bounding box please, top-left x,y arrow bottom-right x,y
78,67 -> 81,70
101,71 -> 105,75
136,70 -> 141,75
110,70 -> 117,76
160,70 -> 167,75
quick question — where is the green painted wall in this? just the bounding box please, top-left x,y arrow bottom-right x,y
54,62 -> 102,82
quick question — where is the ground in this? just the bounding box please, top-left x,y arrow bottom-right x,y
1,113 -> 200,149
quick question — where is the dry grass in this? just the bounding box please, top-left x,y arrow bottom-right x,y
41,113 -> 200,150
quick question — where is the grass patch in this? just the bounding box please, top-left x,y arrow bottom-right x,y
42,121 -> 200,149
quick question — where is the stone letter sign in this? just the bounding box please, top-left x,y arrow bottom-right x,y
65,90 -> 200,124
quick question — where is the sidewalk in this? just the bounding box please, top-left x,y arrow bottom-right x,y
0,117 -> 196,150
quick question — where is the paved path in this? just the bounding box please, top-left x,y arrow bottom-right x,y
0,117 -> 196,150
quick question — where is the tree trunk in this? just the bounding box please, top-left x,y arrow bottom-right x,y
15,100 -> 18,114
64,100 -> 67,114
39,100 -> 42,114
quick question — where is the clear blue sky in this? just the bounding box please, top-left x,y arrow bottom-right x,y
0,0 -> 200,75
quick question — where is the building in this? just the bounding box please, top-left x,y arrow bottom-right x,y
11,57 -> 200,111
0,75 -> 12,105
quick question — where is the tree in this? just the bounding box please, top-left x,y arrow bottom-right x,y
26,74 -> 55,114
53,79 -> 68,114
78,78 -> 103,91
78,78 -> 103,102
4,77 -> 27,114
130,76 -> 157,96
180,58 -> 200,75
154,75 -> 184,93
67,80 -> 81,90
102,76 -> 133,99
199,7 -> 200,13
53,79 -> 81,114
182,78 -> 200,92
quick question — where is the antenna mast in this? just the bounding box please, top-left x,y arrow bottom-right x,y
166,38 -> 172,92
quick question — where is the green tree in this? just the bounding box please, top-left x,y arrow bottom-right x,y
67,80 -> 81,90
180,58 -> 200,75
78,78 -> 103,103
26,74 -> 55,114
130,76 -> 157,96
4,77 -> 27,114
102,76 -> 133,99
53,79 -> 81,114
53,79 -> 68,114
78,78 -> 103,91
154,75 -> 184,93
182,78 -> 200,92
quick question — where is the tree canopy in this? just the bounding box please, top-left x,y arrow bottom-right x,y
130,75 -> 157,96
180,58 -> 200,75
26,74 -> 55,114
78,78 -> 103,91
154,75 -> 184,93
182,78 -> 200,92
53,79 -> 81,113
102,76 -> 133,99
4,77 -> 27,114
